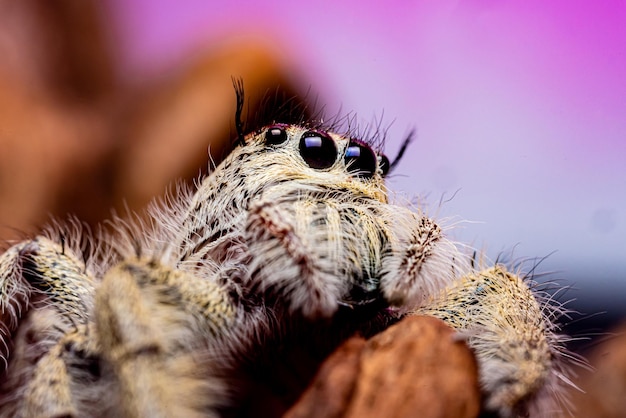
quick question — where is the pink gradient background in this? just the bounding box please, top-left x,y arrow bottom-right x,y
106,1 -> 626,320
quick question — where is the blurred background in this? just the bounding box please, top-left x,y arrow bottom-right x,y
1,1 -> 625,414
1,0 -> 625,343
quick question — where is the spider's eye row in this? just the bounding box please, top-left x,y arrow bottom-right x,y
299,131 -> 338,169
264,126 -> 386,177
344,140 -> 378,179
265,125 -> 289,145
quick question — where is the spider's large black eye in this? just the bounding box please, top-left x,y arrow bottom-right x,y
265,125 -> 288,145
379,154 -> 390,177
299,131 -> 337,169
344,140 -> 377,178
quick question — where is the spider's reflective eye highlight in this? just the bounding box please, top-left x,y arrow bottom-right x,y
299,131 -> 337,169
379,155 -> 391,177
344,140 -> 377,179
265,125 -> 289,145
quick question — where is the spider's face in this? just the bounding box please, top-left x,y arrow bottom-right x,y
225,125 -> 393,318
193,124 -> 449,319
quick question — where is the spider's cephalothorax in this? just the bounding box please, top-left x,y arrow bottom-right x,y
0,93 -> 575,417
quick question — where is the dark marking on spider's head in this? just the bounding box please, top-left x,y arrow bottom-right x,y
253,86 -> 321,132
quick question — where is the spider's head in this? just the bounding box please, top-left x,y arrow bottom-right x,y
236,124 -> 401,318
192,82 -> 428,319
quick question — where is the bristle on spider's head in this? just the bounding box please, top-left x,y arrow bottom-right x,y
233,77 -> 246,147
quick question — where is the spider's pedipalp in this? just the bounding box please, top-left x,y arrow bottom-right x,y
379,209 -> 469,311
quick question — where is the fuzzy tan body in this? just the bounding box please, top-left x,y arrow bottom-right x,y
0,124 -> 572,417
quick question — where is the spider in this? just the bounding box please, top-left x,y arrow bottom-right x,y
0,82 -> 574,417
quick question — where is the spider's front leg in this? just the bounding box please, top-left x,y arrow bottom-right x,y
415,265 -> 570,417
378,207 -> 571,417
94,257 -> 238,418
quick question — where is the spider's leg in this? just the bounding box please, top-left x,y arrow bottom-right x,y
415,266 -> 572,417
15,323 -> 103,418
94,258 -> 237,418
0,236 -> 97,417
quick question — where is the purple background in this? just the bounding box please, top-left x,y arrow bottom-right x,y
106,1 -> 626,327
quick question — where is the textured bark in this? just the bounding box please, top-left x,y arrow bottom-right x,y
286,316 -> 481,418
285,337 -> 366,418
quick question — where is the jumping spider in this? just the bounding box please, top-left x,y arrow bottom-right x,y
0,84 -> 574,417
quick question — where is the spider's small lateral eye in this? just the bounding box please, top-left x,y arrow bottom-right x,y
299,131 -> 337,170
379,154 -> 391,177
265,125 -> 288,145
344,140 -> 377,179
